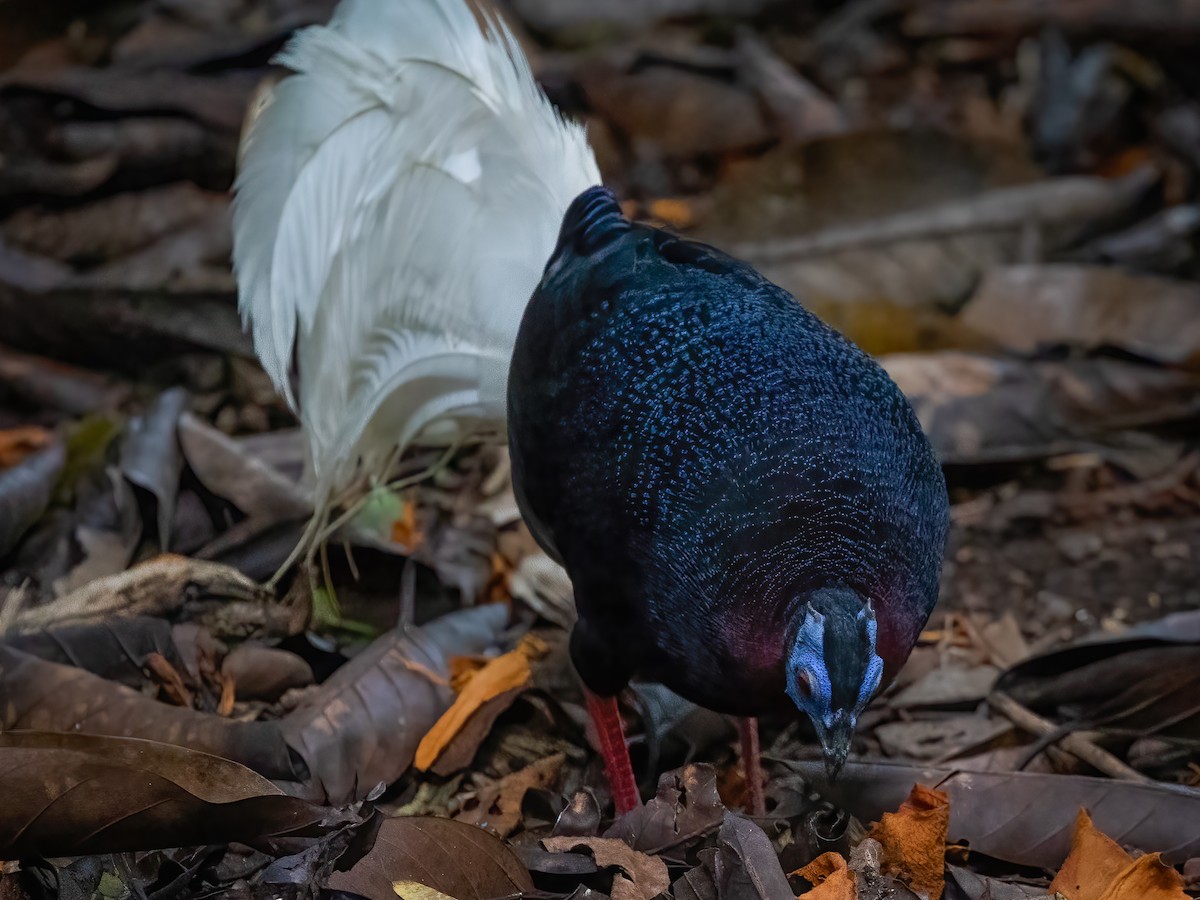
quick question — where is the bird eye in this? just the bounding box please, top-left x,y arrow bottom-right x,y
794,671 -> 812,695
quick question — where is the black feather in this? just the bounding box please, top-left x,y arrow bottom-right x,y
508,191 -> 949,717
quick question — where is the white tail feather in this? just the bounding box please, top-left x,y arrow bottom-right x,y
232,0 -> 599,520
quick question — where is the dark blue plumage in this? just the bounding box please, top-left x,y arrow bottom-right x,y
508,186 -> 948,774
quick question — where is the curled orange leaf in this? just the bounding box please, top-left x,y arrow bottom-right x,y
867,783 -> 949,900
414,635 -> 546,771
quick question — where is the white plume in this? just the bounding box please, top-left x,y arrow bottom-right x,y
232,0 -> 599,519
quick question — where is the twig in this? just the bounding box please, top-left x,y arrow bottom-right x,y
732,169 -> 1154,263
989,691 -> 1152,784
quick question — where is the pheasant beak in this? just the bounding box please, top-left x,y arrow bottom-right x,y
816,709 -> 853,780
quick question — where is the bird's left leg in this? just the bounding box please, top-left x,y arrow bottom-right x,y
737,716 -> 765,816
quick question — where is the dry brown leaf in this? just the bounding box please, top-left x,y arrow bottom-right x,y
1050,809 -> 1188,900
456,752 -> 566,838
648,198 -> 696,229
449,655 -> 488,692
793,852 -> 858,899
9,554 -> 268,631
391,498 -> 424,551
541,836 -> 669,900
0,731 -> 323,856
329,815 -> 533,899
415,634 -> 547,771
0,426 -> 52,468
392,882 -> 457,900
867,783 -> 949,900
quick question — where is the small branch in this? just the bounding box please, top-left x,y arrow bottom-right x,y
989,691 -> 1152,784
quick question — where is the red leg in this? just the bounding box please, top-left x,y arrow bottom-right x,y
738,717 -> 765,816
583,688 -> 640,815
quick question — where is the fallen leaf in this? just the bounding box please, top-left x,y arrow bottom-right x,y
890,663 -> 1000,707
328,816 -> 533,899
0,437 -> 65,558
0,643 -> 299,780
882,353 -> 1200,465
793,852 -> 857,900
708,151 -> 1148,355
0,348 -> 130,416
415,634 -> 546,773
1050,809 -> 1188,900
961,265 -> 1200,368
945,866 -> 1048,900
1,184 -> 224,264
9,554 -> 266,631
712,812 -> 794,900
392,881 -> 457,900
579,59 -> 770,158
0,731 -> 324,856
605,764 -> 725,853
996,612 -> 1200,747
0,426 -> 52,468
542,837 -> 670,900
1,615 -> 186,688
867,784 -> 949,900
795,759 -> 1200,868
456,752 -> 567,838
178,412 -> 310,523
875,717 -> 1012,761
119,387 -> 188,550
390,497 -> 423,551
647,198 -> 696,229
281,604 -> 509,803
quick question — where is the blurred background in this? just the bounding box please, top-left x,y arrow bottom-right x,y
3,0 -> 1199,635
1,0 -> 1200,893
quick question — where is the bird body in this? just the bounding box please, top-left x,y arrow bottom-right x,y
234,0 -> 950,799
510,188 -> 949,752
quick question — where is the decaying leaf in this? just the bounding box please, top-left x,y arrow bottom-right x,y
605,763 -> 725,853
543,836 -> 670,900
119,386 -> 188,550
456,752 -> 567,838
0,643 -> 298,779
9,554 -> 267,631
708,155 -> 1149,354
945,866 -> 1048,900
392,881 -> 458,900
0,437 -> 65,558
281,604 -> 509,803
1050,810 -> 1188,900
0,615 -> 186,687
792,853 -> 857,900
882,353 -> 1200,464
995,610 -> 1200,748
327,815 -> 533,899
0,426 -> 52,468
867,784 -> 949,900
712,812 -> 794,900
0,731 -> 324,856
961,264 -> 1200,368
415,633 -> 546,774
795,759 -> 1200,868
178,411 -> 311,523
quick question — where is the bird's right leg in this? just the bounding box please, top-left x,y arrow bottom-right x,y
737,716 -> 766,816
583,688 -> 640,815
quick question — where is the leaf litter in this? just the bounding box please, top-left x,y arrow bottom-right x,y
3,0 -> 1200,896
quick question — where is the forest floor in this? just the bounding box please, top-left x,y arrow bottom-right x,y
1,0 -> 1199,898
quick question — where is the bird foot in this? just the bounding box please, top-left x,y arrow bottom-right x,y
738,716 -> 766,817
584,688 -> 640,815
